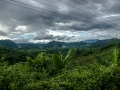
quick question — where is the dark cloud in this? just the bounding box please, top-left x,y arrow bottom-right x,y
12,39 -> 30,43
55,35 -> 67,40
0,0 -> 120,42
34,35 -> 67,41
0,31 -> 7,36
34,35 -> 54,40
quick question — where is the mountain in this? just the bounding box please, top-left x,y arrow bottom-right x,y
90,39 -> 110,48
0,40 -> 18,49
0,40 -> 45,49
43,41 -> 89,49
43,39 -> 114,49
0,38 -> 117,49
64,41 -> 87,47
43,41 -> 65,49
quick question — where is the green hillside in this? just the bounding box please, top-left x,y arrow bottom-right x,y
0,40 -> 18,49
0,42 -> 120,90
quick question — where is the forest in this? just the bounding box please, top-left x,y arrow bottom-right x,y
0,39 -> 120,90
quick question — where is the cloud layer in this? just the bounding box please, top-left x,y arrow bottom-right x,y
0,0 -> 120,43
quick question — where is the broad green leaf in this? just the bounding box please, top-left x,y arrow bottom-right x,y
52,53 -> 64,70
26,56 -> 33,65
35,52 -> 45,61
64,48 -> 73,66
112,46 -> 119,65
59,51 -> 63,60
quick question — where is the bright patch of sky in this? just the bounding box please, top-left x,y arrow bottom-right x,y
0,36 -> 10,40
29,39 -> 50,43
11,32 -> 21,34
55,22 -> 73,26
0,24 -> 9,32
79,31 -> 89,36
10,35 -> 22,40
15,25 -> 28,31
10,33 -> 37,40
11,19 -> 16,22
22,33 -> 37,39
47,30 -> 93,42
48,29 -> 79,37
102,14 -> 120,19
97,14 -> 120,20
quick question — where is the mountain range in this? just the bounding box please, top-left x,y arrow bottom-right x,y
0,39 -> 116,49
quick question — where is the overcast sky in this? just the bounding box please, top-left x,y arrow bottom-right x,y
0,0 -> 120,43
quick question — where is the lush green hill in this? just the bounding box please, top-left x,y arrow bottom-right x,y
0,39 -> 117,49
0,40 -> 18,49
1,42 -> 120,90
43,41 -> 64,49
43,39 -> 110,49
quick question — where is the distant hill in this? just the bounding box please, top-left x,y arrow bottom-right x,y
43,39 -> 115,49
64,41 -> 87,47
0,38 -> 118,49
0,40 -> 45,49
43,40 -> 97,49
43,41 -> 64,49
90,39 -> 109,48
89,39 -> 120,48
0,40 -> 18,49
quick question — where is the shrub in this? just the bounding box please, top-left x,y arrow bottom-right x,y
52,48 -> 73,70
26,52 -> 52,71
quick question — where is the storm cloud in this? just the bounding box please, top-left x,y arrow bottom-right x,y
0,0 -> 120,43
0,30 -> 7,36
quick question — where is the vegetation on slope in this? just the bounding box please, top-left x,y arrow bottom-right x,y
0,42 -> 120,90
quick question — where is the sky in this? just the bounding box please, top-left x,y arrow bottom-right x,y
0,0 -> 120,43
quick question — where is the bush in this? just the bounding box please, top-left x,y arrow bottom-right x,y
26,52 -> 52,72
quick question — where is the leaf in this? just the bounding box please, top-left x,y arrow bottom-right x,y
35,52 -> 45,61
96,57 -> 110,66
52,53 -> 64,70
26,56 -> 33,61
26,56 -> 33,65
64,48 -> 73,66
59,51 -> 63,60
112,45 -> 119,65
4,61 -> 9,69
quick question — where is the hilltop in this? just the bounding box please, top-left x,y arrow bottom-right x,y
0,39 -> 117,49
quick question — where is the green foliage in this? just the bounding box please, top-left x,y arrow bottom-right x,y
26,52 -> 52,71
95,57 -> 110,66
109,37 -> 120,66
64,48 -> 73,66
1,54 -> 120,90
52,48 -> 73,70
52,54 -> 64,70
0,40 -> 18,49
112,45 -> 119,66
1,41 -> 120,90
